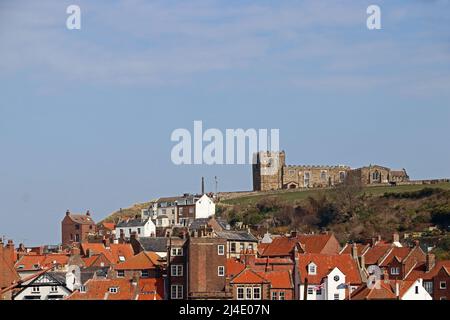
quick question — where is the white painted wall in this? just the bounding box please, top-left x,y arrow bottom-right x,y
116,219 -> 156,238
195,194 -> 215,219
401,279 -> 432,300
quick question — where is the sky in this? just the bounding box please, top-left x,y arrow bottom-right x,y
0,0 -> 449,245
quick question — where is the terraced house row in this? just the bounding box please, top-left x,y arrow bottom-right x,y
1,209 -> 449,300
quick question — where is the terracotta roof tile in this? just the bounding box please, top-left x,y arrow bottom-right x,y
298,253 -> 362,285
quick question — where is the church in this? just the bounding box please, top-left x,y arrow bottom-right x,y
252,151 -> 410,191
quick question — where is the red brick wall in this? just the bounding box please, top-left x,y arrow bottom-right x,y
433,268 -> 450,300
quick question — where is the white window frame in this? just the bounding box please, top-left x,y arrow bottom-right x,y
237,287 -> 244,300
440,281 -> 446,289
308,263 -> 317,275
279,291 -> 285,300
171,264 -> 183,277
218,266 -> 225,277
218,245 -> 225,255
171,285 -> 183,299
390,267 -> 400,275
253,287 -> 261,300
109,287 -> 118,293
171,247 -> 183,256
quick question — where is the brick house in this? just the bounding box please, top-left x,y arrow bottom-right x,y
186,235 -> 231,299
0,239 -> 20,300
61,210 -> 96,247
167,237 -> 188,300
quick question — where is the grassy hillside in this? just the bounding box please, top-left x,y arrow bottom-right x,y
217,183 -> 450,258
101,201 -> 153,224
222,183 -> 450,206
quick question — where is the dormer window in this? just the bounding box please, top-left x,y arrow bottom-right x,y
308,263 -> 317,275
118,256 -> 125,262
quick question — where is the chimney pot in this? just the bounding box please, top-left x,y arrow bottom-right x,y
66,209 -> 70,216
86,210 -> 90,216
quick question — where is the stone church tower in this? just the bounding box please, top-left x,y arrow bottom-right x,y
252,151 -> 286,191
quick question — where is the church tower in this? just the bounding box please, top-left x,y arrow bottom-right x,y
252,151 -> 285,191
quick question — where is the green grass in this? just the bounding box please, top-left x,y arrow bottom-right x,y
221,182 -> 450,207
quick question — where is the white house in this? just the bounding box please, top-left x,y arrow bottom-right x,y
399,279 -> 432,300
195,194 -> 215,219
115,218 -> 156,239
298,254 -> 362,300
13,271 -> 72,300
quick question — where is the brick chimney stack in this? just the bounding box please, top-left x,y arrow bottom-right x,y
66,209 -> 70,216
426,253 -> 436,272
86,210 -> 90,216
351,243 -> 358,259
392,233 -> 400,244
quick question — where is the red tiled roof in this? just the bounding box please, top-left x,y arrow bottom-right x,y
379,247 -> 411,267
298,253 -> 362,285
67,277 -> 164,300
81,243 -> 134,265
231,268 -> 269,285
262,270 -> 293,289
260,234 -> 335,257
15,254 -> 69,271
101,222 -> 115,230
114,251 -> 160,270
351,279 -> 416,300
362,243 -> 392,265
226,258 -> 245,278
340,243 -> 369,256
406,260 -> 450,281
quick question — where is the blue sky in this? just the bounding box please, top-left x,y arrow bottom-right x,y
0,0 -> 449,245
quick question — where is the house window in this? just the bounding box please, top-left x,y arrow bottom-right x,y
79,285 -> 86,293
253,287 -> 261,300
230,243 -> 236,253
246,287 -> 252,300
75,234 -> 80,242
415,286 -> 419,294
307,287 -> 314,295
316,288 -> 322,295
141,270 -> 149,278
75,224 -> 80,230
171,248 -> 183,256
424,281 -> 433,294
218,245 -> 225,255
271,291 -> 277,300
440,297 -> 447,300
248,244 -> 254,251
109,287 -> 118,293
117,270 -> 125,277
50,286 -> 58,292
237,287 -> 244,300
189,208 -> 194,214
279,292 -> 285,300
171,285 -> 183,299
218,266 -> 225,277
118,256 -> 125,262
32,287 -> 40,293
440,281 -> 447,289
339,171 -> 346,182
240,243 -> 244,252
334,293 -> 340,300
308,263 -> 317,275
320,171 -> 327,181
171,265 -> 183,277
137,228 -> 141,235
390,267 -> 400,275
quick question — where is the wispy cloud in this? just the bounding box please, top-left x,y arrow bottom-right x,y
0,0 -> 449,96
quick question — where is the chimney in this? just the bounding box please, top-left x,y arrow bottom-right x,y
359,255 -> 366,269
130,231 -> 138,241
351,243 -> 358,259
86,210 -> 90,216
103,236 -> 111,249
426,253 -> 436,272
71,245 -> 81,256
290,230 -> 298,238
395,281 -> 400,299
201,177 -> 205,195
392,233 -> 400,244
383,269 -> 389,283
6,239 -> 15,263
66,209 -> 70,216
